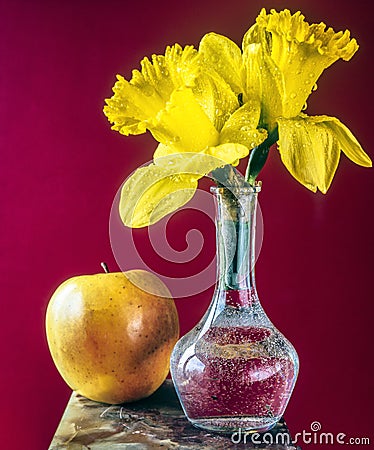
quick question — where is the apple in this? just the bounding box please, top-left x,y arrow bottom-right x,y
45,266 -> 179,404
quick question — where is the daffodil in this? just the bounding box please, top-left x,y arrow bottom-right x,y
104,8 -> 371,228
199,8 -> 371,192
104,44 -> 265,227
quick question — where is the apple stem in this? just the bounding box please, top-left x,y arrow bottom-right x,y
100,262 -> 110,273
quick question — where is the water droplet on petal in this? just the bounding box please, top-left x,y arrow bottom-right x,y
290,93 -> 297,99
240,125 -> 251,132
312,83 -> 318,91
302,102 -> 308,111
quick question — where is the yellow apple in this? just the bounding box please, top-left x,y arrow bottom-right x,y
45,269 -> 179,404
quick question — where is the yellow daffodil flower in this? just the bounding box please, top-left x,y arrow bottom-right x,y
104,8 -> 372,228
199,8 -> 371,193
104,44 -> 266,227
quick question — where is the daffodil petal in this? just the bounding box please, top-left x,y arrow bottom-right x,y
199,33 -> 244,95
192,71 -> 239,132
151,87 -> 219,152
244,9 -> 359,119
119,163 -> 198,228
205,143 -> 250,167
242,26 -> 284,128
155,144 -> 249,170
242,43 -> 262,103
277,115 -> 341,193
306,115 -> 372,167
153,143 -> 173,159
120,145 -> 249,227
220,99 -> 268,150
104,44 -> 199,136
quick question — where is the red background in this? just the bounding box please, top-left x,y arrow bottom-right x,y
1,0 -> 373,448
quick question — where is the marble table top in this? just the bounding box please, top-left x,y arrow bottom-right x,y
49,380 -> 300,449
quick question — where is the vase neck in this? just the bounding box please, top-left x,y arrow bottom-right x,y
212,186 -> 261,308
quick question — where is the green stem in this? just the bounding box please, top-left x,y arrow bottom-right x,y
212,164 -> 247,189
245,127 -> 279,185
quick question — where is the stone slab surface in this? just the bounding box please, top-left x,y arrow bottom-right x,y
49,380 -> 300,449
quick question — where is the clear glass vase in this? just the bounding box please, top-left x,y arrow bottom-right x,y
170,185 -> 299,433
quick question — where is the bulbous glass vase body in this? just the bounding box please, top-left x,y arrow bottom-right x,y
170,185 -> 299,433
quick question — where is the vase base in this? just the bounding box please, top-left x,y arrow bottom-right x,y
189,416 -> 279,433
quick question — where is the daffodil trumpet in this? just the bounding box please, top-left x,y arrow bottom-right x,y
104,8 -> 371,228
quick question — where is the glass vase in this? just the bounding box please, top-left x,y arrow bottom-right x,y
170,185 -> 299,433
